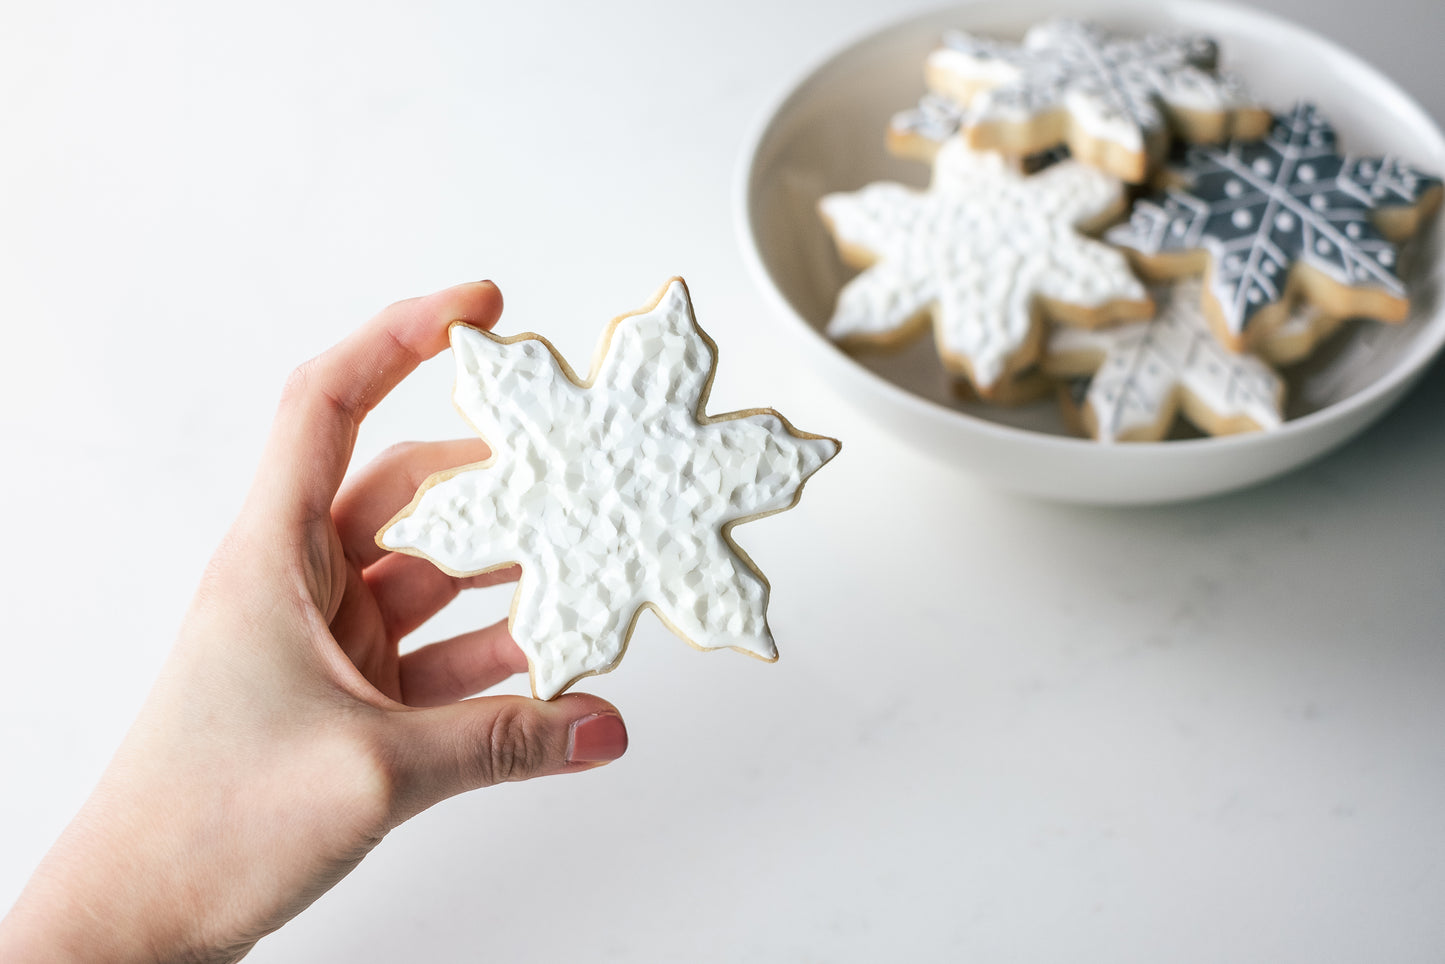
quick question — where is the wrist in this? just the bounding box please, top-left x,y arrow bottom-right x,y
0,777 -> 256,964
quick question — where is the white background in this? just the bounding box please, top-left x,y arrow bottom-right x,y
2,1 -> 1444,961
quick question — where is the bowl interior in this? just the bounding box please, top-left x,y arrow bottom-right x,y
743,0 -> 1445,448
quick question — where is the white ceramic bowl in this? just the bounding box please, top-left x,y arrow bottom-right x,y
735,0 -> 1445,504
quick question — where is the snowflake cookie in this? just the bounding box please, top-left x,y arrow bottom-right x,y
377,279 -> 840,700
1106,102 -> 1443,352
1251,300 -> 1348,368
925,19 -> 1270,183
888,92 -> 969,164
1044,280 -> 1285,442
888,92 -> 1069,174
819,135 -> 1152,397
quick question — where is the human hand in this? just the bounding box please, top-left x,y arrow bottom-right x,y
0,282 -> 627,963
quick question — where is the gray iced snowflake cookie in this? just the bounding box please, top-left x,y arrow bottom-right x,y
924,18 -> 1270,182
1106,102 -> 1442,353
377,279 -> 840,700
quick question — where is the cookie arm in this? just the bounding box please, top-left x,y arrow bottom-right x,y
259,281 -> 504,528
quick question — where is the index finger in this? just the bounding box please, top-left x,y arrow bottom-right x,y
250,281 -> 505,524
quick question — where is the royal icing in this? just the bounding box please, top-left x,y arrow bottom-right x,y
889,92 -> 969,153
820,136 -> 1149,391
928,19 -> 1257,161
1106,102 -> 1442,339
1046,279 -> 1284,441
888,93 -> 1070,173
378,280 -> 840,700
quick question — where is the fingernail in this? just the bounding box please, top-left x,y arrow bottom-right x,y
567,713 -> 628,764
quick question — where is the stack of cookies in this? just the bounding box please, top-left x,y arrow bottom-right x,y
819,19 -> 1442,442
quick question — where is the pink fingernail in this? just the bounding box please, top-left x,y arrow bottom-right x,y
567,713 -> 628,764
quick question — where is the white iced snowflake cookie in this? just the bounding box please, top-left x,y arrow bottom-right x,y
925,19 -> 1270,183
1044,280 -> 1285,442
819,136 -> 1152,397
377,279 -> 840,700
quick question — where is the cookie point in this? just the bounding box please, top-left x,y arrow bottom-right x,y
730,630 -> 778,663
803,433 -> 842,473
376,523 -> 403,552
448,319 -> 488,355
654,276 -> 691,310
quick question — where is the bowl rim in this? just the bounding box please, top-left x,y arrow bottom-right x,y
732,0 -> 1445,460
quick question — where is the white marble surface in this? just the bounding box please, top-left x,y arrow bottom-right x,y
2,1 -> 1443,961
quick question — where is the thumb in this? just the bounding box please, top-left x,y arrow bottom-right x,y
389,694 -> 627,817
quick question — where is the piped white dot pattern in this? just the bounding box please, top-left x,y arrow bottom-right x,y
380,280 -> 839,700
1106,103 -> 1440,336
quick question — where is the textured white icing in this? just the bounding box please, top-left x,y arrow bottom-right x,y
1047,279 -> 1283,441
821,137 -> 1146,389
932,19 -> 1256,156
380,280 -> 839,700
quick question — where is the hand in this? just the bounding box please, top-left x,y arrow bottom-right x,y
0,282 -> 628,963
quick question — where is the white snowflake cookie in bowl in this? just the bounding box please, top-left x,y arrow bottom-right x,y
1044,280 -> 1286,442
377,279 -> 840,700
818,135 -> 1153,400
